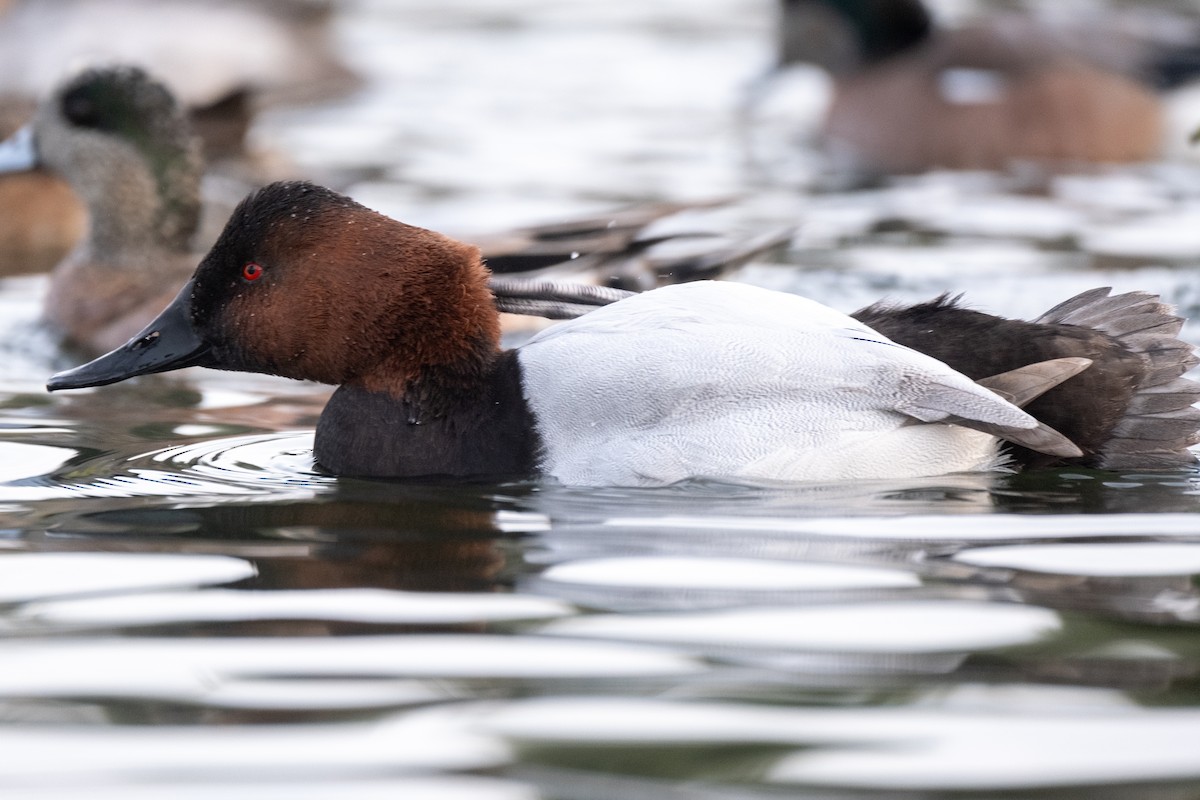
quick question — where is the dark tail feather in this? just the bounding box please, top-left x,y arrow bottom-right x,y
1036,288 -> 1200,469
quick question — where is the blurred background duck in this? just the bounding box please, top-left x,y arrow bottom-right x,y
0,0 -> 357,276
748,0 -> 1200,175
0,67 -> 206,354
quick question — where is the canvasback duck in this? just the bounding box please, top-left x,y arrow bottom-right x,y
47,182 -> 1200,485
0,160 -> 85,275
753,0 -> 1200,173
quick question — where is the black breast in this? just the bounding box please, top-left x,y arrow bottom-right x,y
314,350 -> 539,479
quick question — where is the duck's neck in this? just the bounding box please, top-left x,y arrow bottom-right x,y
79,141 -> 201,265
351,312 -> 501,406
315,349 -> 539,479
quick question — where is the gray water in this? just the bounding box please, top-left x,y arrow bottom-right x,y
3,0 -> 1200,796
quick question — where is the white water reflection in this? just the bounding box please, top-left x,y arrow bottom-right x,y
476,695 -> 1200,790
540,556 -> 920,589
882,186 -> 1086,241
0,716 -> 509,782
149,431 -> 324,487
19,588 -> 572,628
0,442 -> 73,482
1082,206 -> 1200,262
0,635 -> 701,705
773,707 -> 1200,790
541,600 -> 1061,652
0,432 -> 327,502
13,778 -> 536,800
954,542 -> 1200,576
604,512 -> 1200,540
0,553 -> 255,603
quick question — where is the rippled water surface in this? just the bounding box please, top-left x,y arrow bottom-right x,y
5,0 -> 1200,797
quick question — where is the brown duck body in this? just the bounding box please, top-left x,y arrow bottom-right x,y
0,170 -> 85,276
825,26 -> 1163,173
771,0 -> 1194,173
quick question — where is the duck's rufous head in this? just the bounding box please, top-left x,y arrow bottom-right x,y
48,181 -> 501,394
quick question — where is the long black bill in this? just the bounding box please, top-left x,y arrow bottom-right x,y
47,280 -> 215,391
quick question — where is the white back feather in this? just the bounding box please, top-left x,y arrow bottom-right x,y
518,282 -> 1035,486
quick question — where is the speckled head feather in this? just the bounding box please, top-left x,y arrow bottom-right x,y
189,181 -> 500,395
51,66 -> 202,251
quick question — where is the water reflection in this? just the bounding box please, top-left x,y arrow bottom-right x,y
1,429 -> 1199,794
11,780 -> 539,800
0,552 -> 255,602
478,693 -> 1200,792
0,712 -> 513,782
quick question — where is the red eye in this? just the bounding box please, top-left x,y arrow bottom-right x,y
242,262 -> 264,282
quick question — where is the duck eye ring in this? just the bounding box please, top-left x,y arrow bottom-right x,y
242,262 -> 264,282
